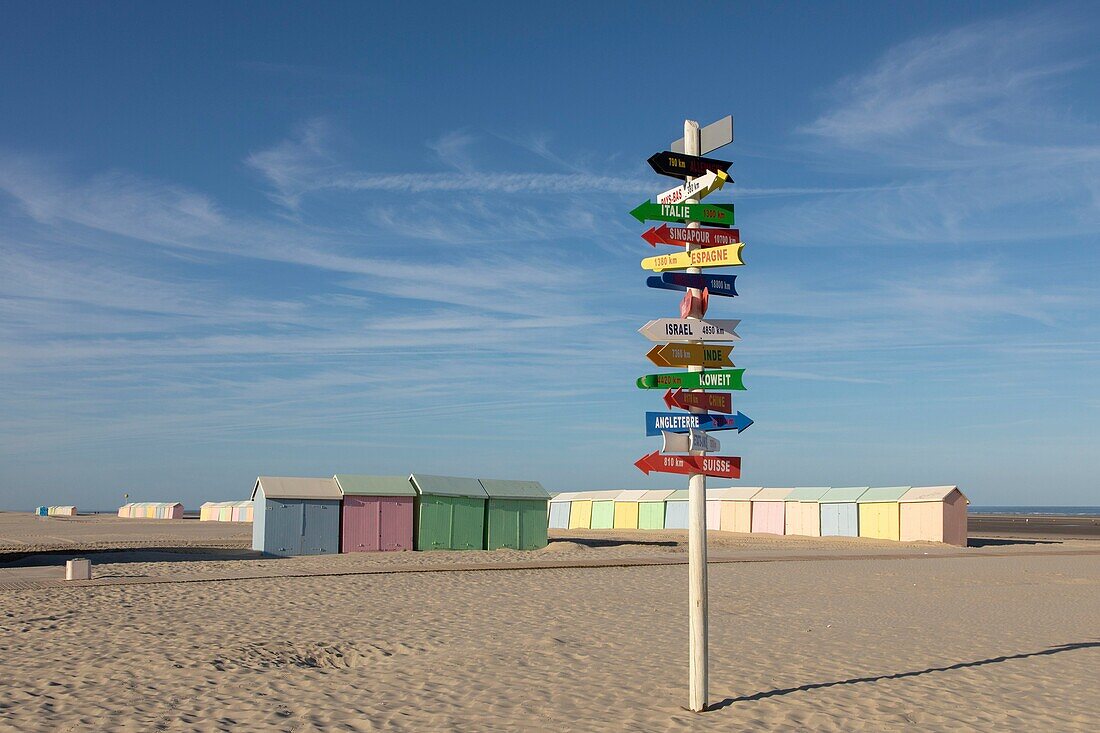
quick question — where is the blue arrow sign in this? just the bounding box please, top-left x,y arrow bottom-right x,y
662,272 -> 738,297
646,411 -> 754,437
646,276 -> 686,293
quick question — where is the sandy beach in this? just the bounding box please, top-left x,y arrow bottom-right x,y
1,513 -> 1097,732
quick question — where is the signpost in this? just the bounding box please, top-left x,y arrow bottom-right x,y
663,388 -> 734,414
642,224 -> 741,248
657,169 -> 729,205
632,115 -> 748,713
637,318 -> 740,342
630,201 -> 734,226
645,411 -> 753,436
640,244 -> 744,271
632,450 -> 741,479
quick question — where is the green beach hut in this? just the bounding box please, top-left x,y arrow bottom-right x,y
479,478 -> 551,550
589,490 -> 617,529
638,489 -> 675,529
409,474 -> 489,550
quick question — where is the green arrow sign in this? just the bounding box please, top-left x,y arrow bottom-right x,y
630,201 -> 735,226
635,369 -> 746,391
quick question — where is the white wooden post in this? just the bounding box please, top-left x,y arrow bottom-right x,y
684,118 -> 709,713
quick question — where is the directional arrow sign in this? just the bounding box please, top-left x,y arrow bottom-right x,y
647,276 -> 687,293
636,369 -> 746,391
671,115 -> 734,155
631,201 -> 734,226
640,243 -> 744,271
662,272 -> 738,297
662,428 -> 721,454
642,224 -> 741,248
634,451 -> 741,479
664,388 -> 734,414
638,318 -> 740,342
646,411 -> 753,436
654,343 -> 734,368
657,170 -> 729,205
648,150 -> 733,180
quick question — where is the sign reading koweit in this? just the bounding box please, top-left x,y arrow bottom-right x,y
636,369 -> 746,391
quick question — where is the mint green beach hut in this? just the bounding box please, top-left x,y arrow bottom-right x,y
589,491 -> 617,529
637,490 -> 675,529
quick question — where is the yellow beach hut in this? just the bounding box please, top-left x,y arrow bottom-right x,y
711,487 -> 760,533
784,487 -> 830,536
899,486 -> 969,546
567,491 -> 595,529
613,490 -> 648,529
857,487 -> 911,541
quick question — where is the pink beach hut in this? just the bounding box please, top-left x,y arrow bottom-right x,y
784,487 -> 830,536
899,486 -> 969,546
335,475 -> 416,552
705,489 -> 722,530
750,488 -> 792,535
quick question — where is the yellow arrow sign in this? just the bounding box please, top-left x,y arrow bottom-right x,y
658,342 -> 734,368
640,243 -> 745,272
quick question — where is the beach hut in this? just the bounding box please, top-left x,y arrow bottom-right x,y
35,506 -> 48,516
710,487 -> 760,533
335,475 -> 417,553
479,479 -> 550,550
750,488 -> 792,535
589,491 -> 617,530
567,491 -> 595,529
251,477 -> 341,556
117,504 -> 130,518
637,490 -> 675,529
409,474 -> 488,551
613,490 -> 647,529
706,489 -> 722,529
899,486 -> 969,546
784,487 -> 830,536
53,506 -> 76,516
663,489 -> 690,529
819,487 -> 867,536
858,487 -> 911,541
199,502 -> 215,521
548,492 -> 577,529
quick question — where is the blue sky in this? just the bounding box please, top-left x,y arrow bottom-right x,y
1,1 -> 1098,509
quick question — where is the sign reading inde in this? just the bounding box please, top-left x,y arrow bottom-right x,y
638,318 -> 740,342
642,224 -> 741,248
630,201 -> 734,226
633,451 -> 741,479
648,150 -> 733,180
648,342 -> 734,368
636,369 -> 747,391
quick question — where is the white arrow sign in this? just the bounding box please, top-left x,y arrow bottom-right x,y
657,169 -> 729,205
638,318 -> 741,343
662,428 -> 721,454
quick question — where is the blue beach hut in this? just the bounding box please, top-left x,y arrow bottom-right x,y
251,476 -> 342,556
819,487 -> 868,537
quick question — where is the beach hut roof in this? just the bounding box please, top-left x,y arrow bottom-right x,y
334,474 -> 417,497
709,487 -> 762,501
899,486 -> 968,503
409,474 -> 488,499
787,487 -> 831,501
549,491 -> 579,503
253,476 -> 341,501
667,489 -> 690,500
611,489 -> 648,502
639,489 -> 677,502
589,490 -> 621,502
753,488 -> 793,501
857,486 -> 912,502
478,479 -> 550,500
820,487 -> 870,503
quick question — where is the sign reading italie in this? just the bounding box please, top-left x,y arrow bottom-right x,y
647,150 -> 733,180
630,201 -> 734,226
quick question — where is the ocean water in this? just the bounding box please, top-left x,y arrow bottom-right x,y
970,506 -> 1100,516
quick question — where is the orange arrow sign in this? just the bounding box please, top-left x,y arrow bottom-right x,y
657,343 -> 734,368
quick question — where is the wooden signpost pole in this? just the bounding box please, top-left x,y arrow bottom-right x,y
683,119 -> 709,713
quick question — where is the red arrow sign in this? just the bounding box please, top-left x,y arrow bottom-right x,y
633,451 -> 741,479
641,224 -> 741,248
663,388 -> 734,414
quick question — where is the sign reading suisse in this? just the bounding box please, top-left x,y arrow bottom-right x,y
656,170 -> 729,205
638,318 -> 740,342
662,428 -> 721,454
645,411 -> 753,436
630,201 -> 734,226
648,150 -> 733,180
642,224 -> 741,248
633,451 -> 741,479
664,388 -> 734,414
636,369 -> 746,391
640,244 -> 744,272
